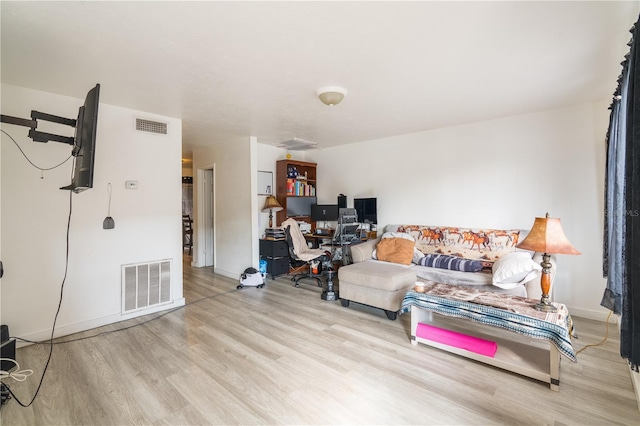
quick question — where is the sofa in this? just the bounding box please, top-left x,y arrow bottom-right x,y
338,224 -> 552,320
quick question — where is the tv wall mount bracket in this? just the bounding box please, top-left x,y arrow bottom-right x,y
1,111 -> 77,147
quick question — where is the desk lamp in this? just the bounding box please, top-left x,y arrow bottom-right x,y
516,213 -> 580,312
262,195 -> 283,228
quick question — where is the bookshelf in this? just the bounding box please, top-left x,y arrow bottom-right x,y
275,159 -> 317,228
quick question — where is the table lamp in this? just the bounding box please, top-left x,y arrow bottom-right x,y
516,213 -> 581,312
262,195 -> 283,228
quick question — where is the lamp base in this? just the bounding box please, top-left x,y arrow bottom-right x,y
534,301 -> 558,312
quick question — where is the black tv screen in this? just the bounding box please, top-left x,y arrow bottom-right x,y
354,197 -> 377,224
61,84 -> 100,193
287,196 -> 316,217
311,204 -> 339,222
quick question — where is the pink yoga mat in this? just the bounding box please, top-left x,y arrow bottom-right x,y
416,323 -> 498,358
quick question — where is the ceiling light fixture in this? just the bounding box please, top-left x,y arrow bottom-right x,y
278,138 -> 318,151
316,86 -> 347,106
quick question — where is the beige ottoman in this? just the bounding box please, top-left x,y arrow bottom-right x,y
338,260 -> 417,320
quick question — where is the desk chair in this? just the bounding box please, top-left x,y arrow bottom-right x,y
182,215 -> 193,255
282,218 -> 330,287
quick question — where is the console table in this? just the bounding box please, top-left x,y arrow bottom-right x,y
401,283 -> 577,391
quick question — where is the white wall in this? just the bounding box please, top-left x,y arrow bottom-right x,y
192,138 -> 254,278
1,84 -> 184,342
256,144 -> 287,238
309,101 -> 610,321
182,165 -> 193,177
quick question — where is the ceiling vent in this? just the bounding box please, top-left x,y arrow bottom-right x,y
277,138 -> 318,151
135,117 -> 168,135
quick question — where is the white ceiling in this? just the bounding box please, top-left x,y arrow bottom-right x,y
2,1 -> 639,158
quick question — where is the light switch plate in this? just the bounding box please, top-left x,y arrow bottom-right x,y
125,180 -> 138,189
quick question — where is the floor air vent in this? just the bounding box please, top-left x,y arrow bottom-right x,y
122,260 -> 171,313
135,118 -> 168,135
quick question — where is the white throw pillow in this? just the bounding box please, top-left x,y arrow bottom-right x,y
492,252 -> 542,289
412,248 -> 426,264
381,231 -> 415,241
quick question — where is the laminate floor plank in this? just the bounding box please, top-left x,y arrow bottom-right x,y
93,330 -> 193,423
153,404 -> 210,426
2,257 -> 640,425
165,364 -> 270,424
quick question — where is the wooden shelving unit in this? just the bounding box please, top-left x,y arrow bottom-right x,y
275,159 -> 317,228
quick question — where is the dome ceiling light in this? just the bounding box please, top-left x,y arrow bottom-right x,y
316,86 -> 347,106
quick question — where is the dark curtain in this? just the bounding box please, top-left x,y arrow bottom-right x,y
602,17 -> 640,370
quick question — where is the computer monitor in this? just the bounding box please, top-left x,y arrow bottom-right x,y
354,197 -> 377,224
286,196 -> 317,217
311,204 -> 339,222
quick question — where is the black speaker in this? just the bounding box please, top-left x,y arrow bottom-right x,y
0,325 -> 15,372
338,194 -> 346,209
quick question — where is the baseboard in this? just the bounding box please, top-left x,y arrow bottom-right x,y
15,297 -> 186,348
214,268 -> 240,280
187,263 -> 239,280
565,305 -> 618,324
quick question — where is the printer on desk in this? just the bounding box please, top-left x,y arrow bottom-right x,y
297,221 -> 311,234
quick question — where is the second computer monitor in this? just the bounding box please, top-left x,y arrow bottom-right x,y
354,197 -> 377,224
311,204 -> 339,222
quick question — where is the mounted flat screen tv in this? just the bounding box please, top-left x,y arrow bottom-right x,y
0,83 -> 101,193
287,196 -> 317,217
61,84 -> 100,192
354,197 -> 377,224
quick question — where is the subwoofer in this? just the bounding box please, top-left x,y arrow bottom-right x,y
338,194 -> 346,209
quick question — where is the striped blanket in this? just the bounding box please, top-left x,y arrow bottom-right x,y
401,281 -> 577,362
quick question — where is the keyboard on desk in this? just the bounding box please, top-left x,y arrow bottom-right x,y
315,229 -> 332,236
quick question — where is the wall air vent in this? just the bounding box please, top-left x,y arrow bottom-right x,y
135,117 -> 168,135
122,260 -> 171,314
277,138 -> 318,151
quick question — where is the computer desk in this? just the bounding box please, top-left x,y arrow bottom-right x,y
305,233 -> 369,266
304,232 -> 334,249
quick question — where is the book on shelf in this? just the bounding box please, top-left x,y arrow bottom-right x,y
286,176 -> 316,197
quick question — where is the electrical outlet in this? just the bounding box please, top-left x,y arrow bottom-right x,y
125,180 -> 138,189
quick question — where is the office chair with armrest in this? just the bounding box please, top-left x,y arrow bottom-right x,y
282,218 -> 331,288
183,215 -> 193,255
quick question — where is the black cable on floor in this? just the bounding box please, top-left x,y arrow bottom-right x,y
3,189 -> 73,407
12,287 -> 238,346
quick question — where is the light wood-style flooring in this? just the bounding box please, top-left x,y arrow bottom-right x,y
1,256 -> 640,425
